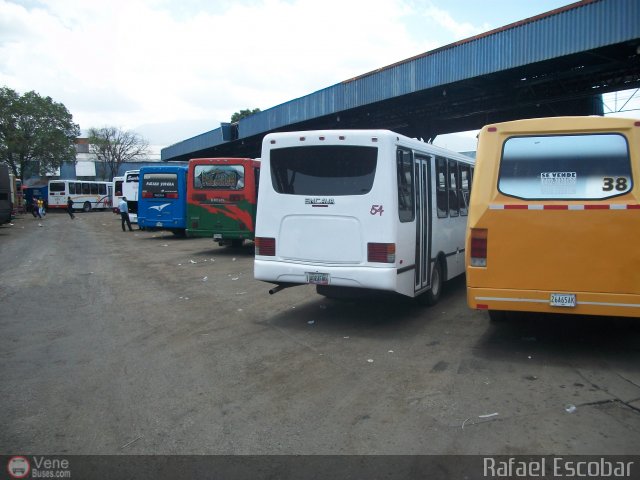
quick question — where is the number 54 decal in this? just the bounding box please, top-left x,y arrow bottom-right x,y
370,205 -> 384,216
602,177 -> 629,192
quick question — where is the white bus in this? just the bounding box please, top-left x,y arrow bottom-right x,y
254,129 -> 475,304
122,169 -> 140,223
112,175 -> 125,213
48,179 -> 112,212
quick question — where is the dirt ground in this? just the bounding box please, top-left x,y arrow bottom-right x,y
1,210 -> 640,455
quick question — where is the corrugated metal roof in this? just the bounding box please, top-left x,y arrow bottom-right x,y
162,0 -> 640,160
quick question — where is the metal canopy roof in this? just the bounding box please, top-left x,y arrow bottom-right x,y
162,0 -> 640,162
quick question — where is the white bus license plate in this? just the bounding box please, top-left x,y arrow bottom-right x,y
306,272 -> 329,285
550,293 -> 576,308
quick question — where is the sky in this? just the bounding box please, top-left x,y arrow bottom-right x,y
0,0 -> 636,153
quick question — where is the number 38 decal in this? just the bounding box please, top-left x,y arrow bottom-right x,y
602,177 -> 629,192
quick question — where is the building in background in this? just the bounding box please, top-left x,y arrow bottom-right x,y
22,138 -> 163,187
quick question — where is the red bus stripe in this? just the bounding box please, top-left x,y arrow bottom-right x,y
543,205 -> 568,210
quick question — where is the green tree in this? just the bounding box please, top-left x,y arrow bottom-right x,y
231,108 -> 261,123
0,86 -> 80,181
88,126 -> 150,180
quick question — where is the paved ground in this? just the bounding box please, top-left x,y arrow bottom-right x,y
1,211 -> 640,455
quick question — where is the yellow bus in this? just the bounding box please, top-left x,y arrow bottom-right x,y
466,116 -> 640,320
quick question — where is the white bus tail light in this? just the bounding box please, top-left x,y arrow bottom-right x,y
255,237 -> 276,256
470,229 -> 488,267
368,243 -> 396,263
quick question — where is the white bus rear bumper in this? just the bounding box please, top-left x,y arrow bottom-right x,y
254,259 -> 399,291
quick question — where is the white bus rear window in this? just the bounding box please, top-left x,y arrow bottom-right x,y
49,182 -> 65,192
270,146 -> 377,195
499,133 -> 632,200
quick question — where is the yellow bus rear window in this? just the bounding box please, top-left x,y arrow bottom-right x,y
498,133 -> 632,200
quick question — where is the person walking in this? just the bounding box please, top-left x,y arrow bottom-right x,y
66,196 -> 75,219
32,198 -> 42,219
118,196 -> 133,232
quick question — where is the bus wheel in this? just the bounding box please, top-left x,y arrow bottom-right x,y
82,201 -> 91,212
418,259 -> 443,306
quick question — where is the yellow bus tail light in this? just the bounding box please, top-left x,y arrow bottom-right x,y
470,228 -> 488,267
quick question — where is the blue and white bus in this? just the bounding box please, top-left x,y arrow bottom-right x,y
137,165 -> 188,235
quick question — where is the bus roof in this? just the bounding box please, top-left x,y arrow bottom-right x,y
480,115 -> 640,135
262,129 -> 475,164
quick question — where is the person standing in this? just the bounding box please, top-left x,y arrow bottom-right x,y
118,196 -> 133,232
66,196 -> 75,219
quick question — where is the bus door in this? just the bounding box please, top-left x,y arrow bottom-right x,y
414,154 -> 432,293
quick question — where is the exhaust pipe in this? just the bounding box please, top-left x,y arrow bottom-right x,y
268,284 -> 293,295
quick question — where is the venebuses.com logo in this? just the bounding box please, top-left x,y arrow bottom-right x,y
7,456 -> 71,479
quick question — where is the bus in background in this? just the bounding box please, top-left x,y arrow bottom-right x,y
23,183 -> 48,214
187,158 -> 260,247
8,173 -> 18,218
254,130 -> 474,304
122,169 -> 140,223
48,180 -> 112,212
466,116 -> 640,320
112,175 -> 124,213
138,165 -> 188,235
0,164 -> 11,224
14,177 -> 24,214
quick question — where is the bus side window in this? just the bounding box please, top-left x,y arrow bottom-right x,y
459,163 -> 470,216
99,184 -> 106,195
449,160 -> 459,217
82,183 -> 90,195
436,157 -> 448,218
91,184 -> 98,195
396,149 -> 414,222
69,183 -> 75,195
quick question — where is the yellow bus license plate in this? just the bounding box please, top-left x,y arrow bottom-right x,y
550,293 -> 576,307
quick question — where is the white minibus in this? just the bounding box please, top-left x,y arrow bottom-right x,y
254,129 -> 474,304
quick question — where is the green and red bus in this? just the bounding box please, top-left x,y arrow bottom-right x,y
187,158 -> 260,246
